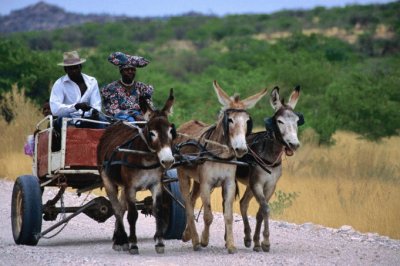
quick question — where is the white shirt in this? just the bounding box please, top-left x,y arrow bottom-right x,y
50,73 -> 102,118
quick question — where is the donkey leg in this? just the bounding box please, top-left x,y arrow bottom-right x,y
125,187 -> 139,255
261,205 -> 271,252
200,183 -> 213,248
222,178 -> 237,254
101,171 -> 129,251
182,180 -> 200,242
178,172 -> 200,250
251,183 -> 265,252
253,207 -> 263,252
190,181 -> 201,211
255,198 -> 270,252
240,187 -> 254,248
151,183 -> 165,254
259,184 -> 277,252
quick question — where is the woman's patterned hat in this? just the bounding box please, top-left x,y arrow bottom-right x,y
108,52 -> 149,69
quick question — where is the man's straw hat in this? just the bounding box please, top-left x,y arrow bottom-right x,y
57,50 -> 86,66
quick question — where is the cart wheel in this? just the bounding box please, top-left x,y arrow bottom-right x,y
11,175 -> 43,245
163,169 -> 186,240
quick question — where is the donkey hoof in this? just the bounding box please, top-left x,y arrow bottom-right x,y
200,238 -> 209,248
261,243 -> 270,252
193,244 -> 202,251
253,246 -> 262,252
155,243 -> 165,254
244,239 -> 252,248
129,245 -> 139,255
228,247 -> 237,254
200,242 -> 208,248
113,243 -> 129,251
182,234 -> 191,242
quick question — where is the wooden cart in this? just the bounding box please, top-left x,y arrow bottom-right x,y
11,116 -> 186,246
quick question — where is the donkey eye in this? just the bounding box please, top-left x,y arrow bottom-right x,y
228,118 -> 234,123
277,120 -> 284,124
149,131 -> 156,138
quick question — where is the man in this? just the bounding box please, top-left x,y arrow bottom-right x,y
101,51 -> 153,122
50,50 -> 103,129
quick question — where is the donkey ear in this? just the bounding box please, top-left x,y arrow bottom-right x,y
241,88 -> 268,110
213,80 -> 232,107
270,86 -> 282,110
287,85 -> 300,109
161,88 -> 174,116
139,96 -> 153,120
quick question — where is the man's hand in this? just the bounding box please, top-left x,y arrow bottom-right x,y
91,109 -> 99,120
75,102 -> 91,111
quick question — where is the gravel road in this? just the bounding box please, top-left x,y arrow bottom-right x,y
0,178 -> 399,266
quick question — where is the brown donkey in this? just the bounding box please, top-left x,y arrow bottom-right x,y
175,81 -> 267,254
97,89 -> 176,254
236,86 -> 301,252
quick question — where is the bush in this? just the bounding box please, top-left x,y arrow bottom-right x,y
270,190 -> 299,217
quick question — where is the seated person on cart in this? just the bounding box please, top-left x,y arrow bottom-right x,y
41,99 -> 52,117
50,50 -> 104,131
101,51 -> 154,122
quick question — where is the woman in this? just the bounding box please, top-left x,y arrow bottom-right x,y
101,52 -> 154,122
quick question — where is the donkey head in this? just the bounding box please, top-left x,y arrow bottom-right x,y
270,86 -> 301,155
213,80 -> 268,158
139,89 -> 176,168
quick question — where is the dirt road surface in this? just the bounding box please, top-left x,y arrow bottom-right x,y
0,178 -> 399,266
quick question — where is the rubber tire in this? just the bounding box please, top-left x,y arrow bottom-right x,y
163,169 -> 186,240
11,175 -> 43,245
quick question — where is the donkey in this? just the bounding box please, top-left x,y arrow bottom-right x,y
236,86 -> 301,252
175,80 -> 267,254
97,89 -> 176,254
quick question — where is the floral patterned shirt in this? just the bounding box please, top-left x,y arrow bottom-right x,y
101,80 -> 154,116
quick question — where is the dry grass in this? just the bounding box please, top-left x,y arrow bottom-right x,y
253,23 -> 394,44
0,85 -> 42,178
1,88 -> 399,239
276,174 -> 400,239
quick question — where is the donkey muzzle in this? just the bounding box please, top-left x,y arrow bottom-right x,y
234,146 -> 248,158
158,147 -> 175,169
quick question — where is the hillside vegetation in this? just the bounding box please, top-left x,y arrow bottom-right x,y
0,1 -> 399,143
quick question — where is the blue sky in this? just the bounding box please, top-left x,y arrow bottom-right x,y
0,0 -> 395,16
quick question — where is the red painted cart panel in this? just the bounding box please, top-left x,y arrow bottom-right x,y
37,131 -> 49,177
65,128 -> 104,167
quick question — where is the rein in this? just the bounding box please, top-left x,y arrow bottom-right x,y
247,145 -> 283,172
242,128 -> 284,174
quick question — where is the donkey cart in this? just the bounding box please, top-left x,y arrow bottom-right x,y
11,116 -> 186,246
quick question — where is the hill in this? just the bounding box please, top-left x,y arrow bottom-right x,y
0,1 -> 136,33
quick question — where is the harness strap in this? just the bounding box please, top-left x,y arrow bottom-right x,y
106,160 -> 161,170
104,132 -> 158,175
173,139 -> 235,163
200,125 -> 235,161
247,146 -> 281,171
